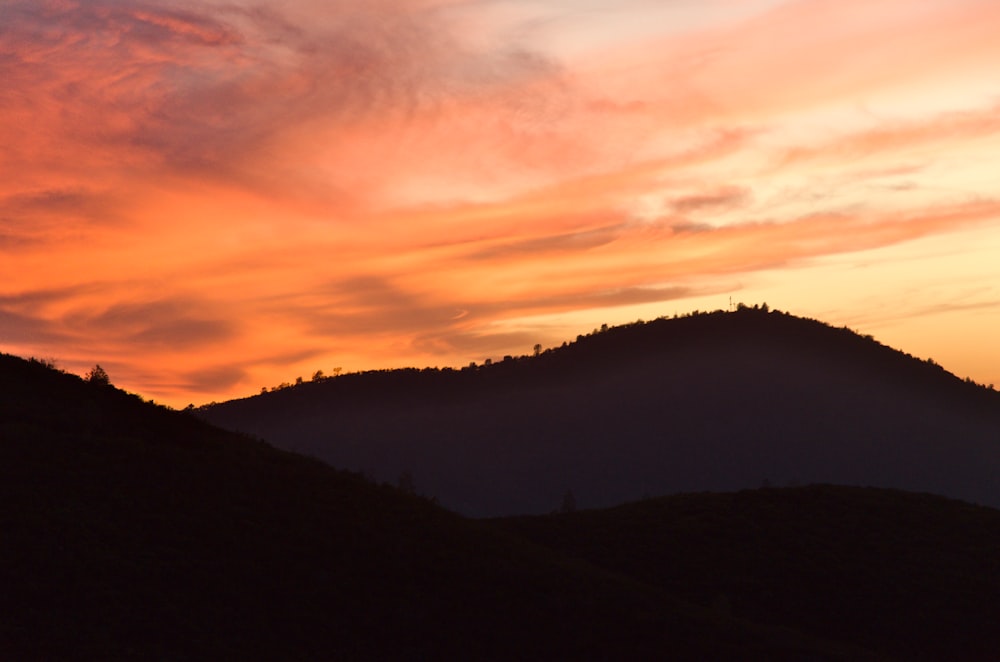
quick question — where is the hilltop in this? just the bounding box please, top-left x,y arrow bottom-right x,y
201,307 -> 1000,516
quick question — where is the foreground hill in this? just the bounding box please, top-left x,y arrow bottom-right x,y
201,307 -> 1000,516
1,353 -> 858,660
497,485 -> 1000,662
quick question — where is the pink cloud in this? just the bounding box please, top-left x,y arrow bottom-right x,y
2,0 -> 999,404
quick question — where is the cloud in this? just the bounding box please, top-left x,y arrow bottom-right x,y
409,285 -> 705,358
586,98 -> 648,115
879,299 -> 1000,327
0,231 -> 38,250
667,186 -> 752,215
0,287 -> 237,354
4,0 -> 1000,405
0,307 -> 67,346
177,364 -> 248,395
465,223 -> 623,261
776,103 -> 1000,168
701,200 -> 1000,275
65,298 -> 238,350
0,188 -> 123,234
291,276 -> 466,339
412,328 -> 544,359
0,0 -> 577,231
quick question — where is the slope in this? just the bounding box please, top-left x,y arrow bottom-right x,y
496,485 -> 1000,662
201,307 -> 1000,516
0,353 -> 860,660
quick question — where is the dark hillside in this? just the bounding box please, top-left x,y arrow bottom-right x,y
201,308 -> 1000,516
1,353 -> 856,660
497,485 -> 1000,662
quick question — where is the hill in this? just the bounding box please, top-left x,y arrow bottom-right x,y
200,307 -> 1000,516
1,352 -> 861,660
496,485 -> 1000,662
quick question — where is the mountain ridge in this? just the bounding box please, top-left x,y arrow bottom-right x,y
3,349 -> 999,659
4,350 -> 846,660
201,307 -> 1000,516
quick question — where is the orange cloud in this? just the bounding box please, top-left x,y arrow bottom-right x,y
2,0 -> 999,405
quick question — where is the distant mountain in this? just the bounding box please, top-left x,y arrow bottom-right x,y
201,307 -> 1000,516
0,352 -> 857,660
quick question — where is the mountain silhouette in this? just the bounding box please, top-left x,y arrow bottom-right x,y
3,351 -> 999,659
497,484 -> 1000,661
201,307 -> 1000,516
1,351 -> 862,660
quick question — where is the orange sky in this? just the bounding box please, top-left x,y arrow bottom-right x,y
2,0 -> 1000,407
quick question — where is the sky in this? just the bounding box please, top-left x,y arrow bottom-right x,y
2,0 -> 1000,407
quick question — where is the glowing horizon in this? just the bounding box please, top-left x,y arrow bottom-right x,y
3,0 -> 1000,407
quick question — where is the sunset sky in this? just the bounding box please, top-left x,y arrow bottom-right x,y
3,0 -> 1000,407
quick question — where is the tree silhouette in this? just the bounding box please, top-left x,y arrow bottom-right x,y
85,364 -> 110,386
560,490 -> 576,514
397,470 -> 415,495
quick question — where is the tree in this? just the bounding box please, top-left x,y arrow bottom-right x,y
85,364 -> 110,386
560,489 -> 576,514
533,343 -> 542,357
397,470 -> 415,495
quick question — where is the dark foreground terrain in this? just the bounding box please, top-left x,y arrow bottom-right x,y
498,485 -> 1000,661
3,349 -> 999,659
202,307 -> 1000,516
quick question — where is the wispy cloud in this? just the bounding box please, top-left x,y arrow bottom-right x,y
2,0 -> 1000,404
668,186 -> 752,215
